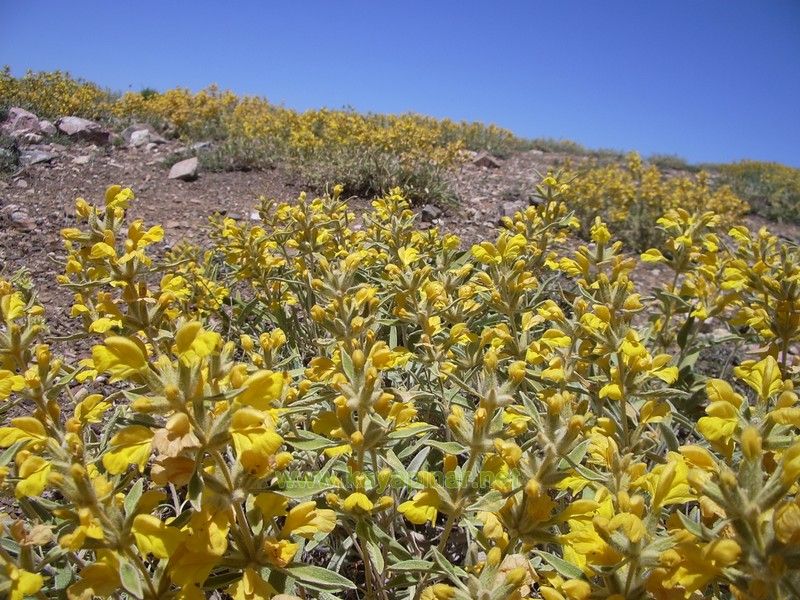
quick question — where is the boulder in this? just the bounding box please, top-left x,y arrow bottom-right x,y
56,116 -> 111,145
130,130 -> 151,147
473,152 -> 501,169
38,120 -> 57,136
129,129 -> 166,147
1,107 -> 40,135
421,204 -> 442,221
0,204 -> 35,232
18,132 -> 43,145
168,157 -> 198,181
122,123 -> 166,146
20,150 -> 55,166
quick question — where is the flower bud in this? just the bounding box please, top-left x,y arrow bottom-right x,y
351,349 -> 365,372
275,452 -> 293,470
741,426 -> 762,461
508,360 -> 526,383
350,431 -> 364,447
240,334 -> 254,352
486,546 -> 502,567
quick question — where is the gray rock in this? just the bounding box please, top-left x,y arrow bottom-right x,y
56,116 -> 111,145
0,204 -> 35,232
129,129 -> 151,147
190,141 -> 212,152
1,107 -> 40,134
122,123 -> 166,146
20,150 -> 55,166
168,157 -> 199,181
421,204 -> 442,221
473,152 -> 501,169
18,132 -> 43,145
38,120 -> 57,136
72,155 -> 91,165
10,210 -> 34,231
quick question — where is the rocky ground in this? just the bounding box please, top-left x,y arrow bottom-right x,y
1,107 -> 798,350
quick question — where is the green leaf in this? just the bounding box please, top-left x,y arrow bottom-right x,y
676,510 -> 705,539
0,440 -> 25,467
284,564 -> 356,592
388,559 -> 435,571
340,349 -> 355,381
676,315 -> 696,348
425,440 -> 468,455
187,469 -> 203,511
537,550 -> 584,580
277,482 -> 333,499
468,490 -> 506,512
559,438 -> 590,468
124,479 -> 144,517
285,435 -> 335,451
430,547 -> 468,579
659,422 -> 680,452
120,558 -> 144,599
53,564 -> 74,590
388,423 -> 437,439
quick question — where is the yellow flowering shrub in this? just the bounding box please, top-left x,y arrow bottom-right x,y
2,187 -> 800,597
0,67 -> 111,120
561,153 -> 749,250
718,160 -> 800,223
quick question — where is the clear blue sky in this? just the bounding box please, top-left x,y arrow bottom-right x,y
2,0 -> 798,166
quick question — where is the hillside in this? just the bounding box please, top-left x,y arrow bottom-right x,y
3,70 -> 800,600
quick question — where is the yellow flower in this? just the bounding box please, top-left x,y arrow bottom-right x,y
734,356 -> 784,402
399,489 -> 440,525
421,584 -> 458,600
229,407 -> 283,476
67,550 -> 120,599
5,563 -> 43,600
235,370 -> 288,410
173,321 -> 220,365
0,370 -> 25,400
0,417 -> 48,447
343,492 -> 375,515
16,454 -> 51,498
60,507 -> 104,550
91,336 -> 149,381
228,567 -> 278,600
102,425 -> 154,474
131,514 -> 185,559
280,501 -> 336,539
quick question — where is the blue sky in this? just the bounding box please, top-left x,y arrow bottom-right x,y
2,0 -> 798,166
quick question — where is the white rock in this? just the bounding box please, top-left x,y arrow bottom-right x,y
20,150 -> 55,166
56,116 -> 111,145
129,129 -> 151,147
168,157 -> 199,181
38,120 -> 57,136
2,107 -> 40,134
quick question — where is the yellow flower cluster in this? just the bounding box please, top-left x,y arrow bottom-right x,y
1,69 -> 519,171
719,160 -> 800,223
561,153 -> 749,250
0,67 -> 110,120
1,177 -> 799,599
